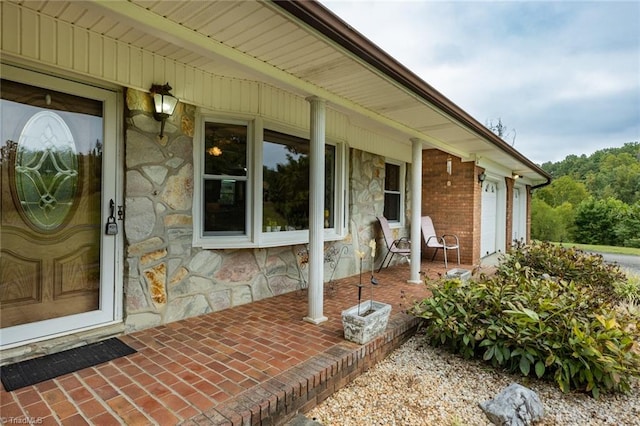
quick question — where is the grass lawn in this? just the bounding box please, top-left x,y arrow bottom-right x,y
553,242 -> 640,256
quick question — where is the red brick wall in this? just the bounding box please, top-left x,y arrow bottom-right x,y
421,149 -> 483,265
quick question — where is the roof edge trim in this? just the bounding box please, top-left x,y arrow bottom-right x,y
272,0 -> 551,182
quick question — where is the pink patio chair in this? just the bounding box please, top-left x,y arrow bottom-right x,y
421,216 -> 460,269
376,216 -> 411,272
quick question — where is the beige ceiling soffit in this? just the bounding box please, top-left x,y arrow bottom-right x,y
270,0 -> 551,183
263,1 -> 462,130
86,0 -> 466,156
419,123 -> 458,132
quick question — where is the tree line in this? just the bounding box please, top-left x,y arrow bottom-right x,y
531,142 -> 640,247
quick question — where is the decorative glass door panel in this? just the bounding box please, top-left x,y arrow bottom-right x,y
1,78 -> 104,330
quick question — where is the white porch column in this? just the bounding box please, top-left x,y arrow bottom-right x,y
304,96 -> 328,324
409,138 -> 423,284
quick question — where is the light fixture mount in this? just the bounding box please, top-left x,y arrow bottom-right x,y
149,82 -> 178,138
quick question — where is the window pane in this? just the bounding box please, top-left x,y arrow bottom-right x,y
324,145 -> 335,229
263,130 -> 309,230
384,193 -> 400,222
262,130 -> 336,232
385,163 -> 400,191
203,179 -> 246,234
204,122 -> 247,176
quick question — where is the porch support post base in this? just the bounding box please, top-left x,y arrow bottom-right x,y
303,315 -> 328,325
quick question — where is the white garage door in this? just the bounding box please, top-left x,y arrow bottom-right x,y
481,181 -> 498,256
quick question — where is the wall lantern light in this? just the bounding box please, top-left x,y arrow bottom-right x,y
478,171 -> 486,185
150,83 -> 178,138
512,173 -> 521,180
446,157 -> 452,175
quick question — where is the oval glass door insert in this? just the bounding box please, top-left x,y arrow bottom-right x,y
15,111 -> 78,231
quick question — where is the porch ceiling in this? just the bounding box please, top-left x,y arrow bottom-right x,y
11,0 -> 548,183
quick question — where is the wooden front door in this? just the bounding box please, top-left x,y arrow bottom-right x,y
0,65 -> 120,347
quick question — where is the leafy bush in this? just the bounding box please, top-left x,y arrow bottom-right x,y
411,243 -> 640,398
614,271 -> 640,304
502,241 -> 627,308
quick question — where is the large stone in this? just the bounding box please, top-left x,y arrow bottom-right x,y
126,129 -> 164,167
144,263 -> 167,305
125,277 -> 150,311
168,135 -> 193,160
125,197 -> 156,242
207,289 -> 232,311
267,275 -> 300,295
125,312 -> 162,333
164,214 -> 192,227
140,248 -> 167,266
126,88 -> 152,112
189,251 -> 222,276
169,267 -> 189,286
479,383 -> 545,426
142,165 -> 168,185
251,274 -> 274,300
215,251 -> 260,282
126,170 -> 153,195
128,237 -> 164,256
170,275 -> 214,297
166,294 -> 211,323
161,163 -> 193,211
168,229 -> 193,256
231,285 -> 253,306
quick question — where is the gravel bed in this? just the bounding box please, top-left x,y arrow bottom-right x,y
307,336 -> 640,426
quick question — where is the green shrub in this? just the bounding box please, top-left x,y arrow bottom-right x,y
614,271 -> 640,304
502,241 -> 626,308
411,244 -> 640,398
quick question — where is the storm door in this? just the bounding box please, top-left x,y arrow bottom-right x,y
0,65 -> 120,347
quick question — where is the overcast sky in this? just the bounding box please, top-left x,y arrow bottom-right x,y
320,0 -> 640,165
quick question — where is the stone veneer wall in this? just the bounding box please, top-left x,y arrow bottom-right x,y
123,89 -> 409,332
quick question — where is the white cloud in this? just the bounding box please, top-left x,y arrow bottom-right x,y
321,0 -> 640,164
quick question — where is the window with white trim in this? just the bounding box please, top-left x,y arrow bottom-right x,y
383,161 -> 405,224
202,121 -> 249,236
262,129 -> 336,232
194,116 -> 347,249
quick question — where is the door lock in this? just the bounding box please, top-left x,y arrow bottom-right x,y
105,199 -> 118,235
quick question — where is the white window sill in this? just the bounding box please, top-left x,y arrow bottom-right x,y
193,229 -> 346,250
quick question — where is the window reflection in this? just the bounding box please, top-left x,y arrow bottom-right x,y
384,163 -> 401,222
262,130 -> 335,232
203,122 -> 247,234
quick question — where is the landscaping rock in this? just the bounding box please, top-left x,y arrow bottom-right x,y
479,383 -> 545,426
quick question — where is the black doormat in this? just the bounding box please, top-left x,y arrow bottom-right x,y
0,338 -> 136,392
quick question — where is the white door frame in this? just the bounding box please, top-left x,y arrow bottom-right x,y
0,63 -> 124,349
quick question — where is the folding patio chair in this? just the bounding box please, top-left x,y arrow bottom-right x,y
376,216 -> 411,272
421,216 -> 460,269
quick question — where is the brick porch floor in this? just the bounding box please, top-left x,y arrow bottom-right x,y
0,260 -> 475,425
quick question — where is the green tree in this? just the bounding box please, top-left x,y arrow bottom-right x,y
531,198 -> 564,241
535,175 -> 590,208
573,198 -> 628,246
556,202 -> 577,242
614,201 -> 640,248
590,153 -> 640,205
